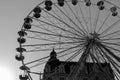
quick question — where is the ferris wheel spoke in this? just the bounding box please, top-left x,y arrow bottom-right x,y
78,3 -> 90,34
31,16 -> 83,38
104,0 -> 120,9
29,60 -> 47,69
90,45 -> 101,63
49,10 -> 81,39
51,5 -> 87,36
28,31 -> 64,43
57,43 -> 85,57
97,12 -> 110,33
90,49 -> 105,66
114,72 -> 120,80
101,42 -> 120,49
27,36 -> 62,43
111,59 -> 120,71
27,73 -> 33,80
25,56 -> 49,66
88,46 -> 94,62
40,13 -> 79,37
24,46 -> 80,52
55,5 -> 87,35
89,51 -> 97,63
25,47 -> 68,52
97,44 -> 111,63
40,15 -> 82,38
101,37 -> 120,42
41,9 -> 85,37
32,17 -> 82,38
22,41 -> 84,47
93,9 -> 100,33
24,45 -> 83,52
67,54 -> 87,78
64,50 -> 81,62
25,43 -> 85,66
30,33 -> 64,42
100,29 -> 120,39
102,42 -> 120,46
100,19 -> 120,37
25,29 -> 82,41
108,57 -> 120,76
78,43 -> 92,63
101,44 -> 120,56
98,45 -> 120,79
28,57 -> 48,69
64,48 -> 86,77
31,24 -> 59,36
106,54 -> 120,79
99,43 -> 120,64
95,45 -> 107,62
91,46 -> 96,62
93,45 -> 102,63
88,6 -> 92,33
51,45 -> 84,64
27,35 -> 79,46
59,49 -> 79,59
89,52 -> 94,63
66,2 -> 89,34
26,42 -> 85,54
65,46 -> 85,62
58,49 -> 81,63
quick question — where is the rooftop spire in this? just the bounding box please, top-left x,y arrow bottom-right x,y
48,48 -> 59,65
49,48 -> 58,61
50,48 -> 56,57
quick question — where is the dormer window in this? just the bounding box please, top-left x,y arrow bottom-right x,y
55,67 -> 59,73
59,64 -> 65,73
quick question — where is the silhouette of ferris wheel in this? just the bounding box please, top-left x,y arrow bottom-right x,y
16,0 -> 120,80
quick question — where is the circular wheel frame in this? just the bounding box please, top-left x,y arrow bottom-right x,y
16,0 -> 120,80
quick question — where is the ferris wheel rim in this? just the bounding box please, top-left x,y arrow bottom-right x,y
16,0 -> 120,80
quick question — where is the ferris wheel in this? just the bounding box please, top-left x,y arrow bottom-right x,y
16,0 -> 120,80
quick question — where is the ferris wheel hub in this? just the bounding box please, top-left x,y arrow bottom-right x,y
85,32 -> 100,47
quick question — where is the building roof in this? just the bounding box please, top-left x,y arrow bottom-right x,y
45,50 -> 113,75
47,60 -> 113,74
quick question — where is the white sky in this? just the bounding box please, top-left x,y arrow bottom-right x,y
0,0 -> 40,80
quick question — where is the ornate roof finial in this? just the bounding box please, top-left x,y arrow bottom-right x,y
50,48 -> 57,57
48,48 -> 58,62
48,48 -> 59,65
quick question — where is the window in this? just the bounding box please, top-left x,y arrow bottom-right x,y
55,67 -> 59,72
59,65 -> 65,73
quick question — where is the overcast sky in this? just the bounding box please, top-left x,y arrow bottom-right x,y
0,0 -> 40,80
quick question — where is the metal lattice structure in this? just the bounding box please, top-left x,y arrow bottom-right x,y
16,0 -> 120,80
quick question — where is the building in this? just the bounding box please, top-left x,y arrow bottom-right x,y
43,49 -> 115,80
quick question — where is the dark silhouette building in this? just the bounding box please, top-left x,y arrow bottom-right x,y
43,49 -> 115,80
